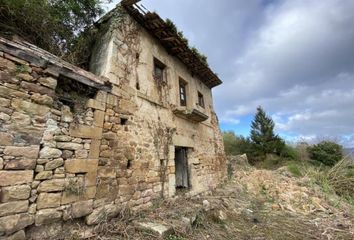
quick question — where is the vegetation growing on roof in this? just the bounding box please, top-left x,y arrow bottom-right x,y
165,18 -> 209,66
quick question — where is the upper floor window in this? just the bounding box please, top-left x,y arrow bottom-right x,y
179,79 -> 187,106
198,91 -> 205,108
153,58 -> 166,82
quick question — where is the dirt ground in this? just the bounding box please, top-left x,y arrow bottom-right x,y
71,161 -> 354,240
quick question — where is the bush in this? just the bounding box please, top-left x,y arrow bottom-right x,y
327,157 -> 354,197
308,141 -> 343,166
280,145 -> 300,161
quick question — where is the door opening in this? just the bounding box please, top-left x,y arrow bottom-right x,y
175,147 -> 189,190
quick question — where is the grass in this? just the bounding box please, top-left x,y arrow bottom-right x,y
287,162 -> 302,177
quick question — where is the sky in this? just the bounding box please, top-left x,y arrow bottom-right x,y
104,0 -> 354,147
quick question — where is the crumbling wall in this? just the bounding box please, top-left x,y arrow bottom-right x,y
0,40 -> 169,239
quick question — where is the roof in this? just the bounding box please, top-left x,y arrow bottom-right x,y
0,37 -> 112,91
118,0 -> 222,88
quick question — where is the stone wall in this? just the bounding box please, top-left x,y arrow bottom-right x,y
0,9 -> 226,237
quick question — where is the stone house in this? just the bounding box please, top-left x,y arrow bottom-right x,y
0,1 -> 225,238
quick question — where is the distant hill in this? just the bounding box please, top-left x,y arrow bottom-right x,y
343,148 -> 354,158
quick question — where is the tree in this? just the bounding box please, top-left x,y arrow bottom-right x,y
0,0 -> 108,62
308,141 -> 343,166
250,106 -> 284,157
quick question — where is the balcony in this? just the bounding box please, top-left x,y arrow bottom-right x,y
173,107 -> 208,123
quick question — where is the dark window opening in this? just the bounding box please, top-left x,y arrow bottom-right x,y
55,76 -> 97,113
198,91 -> 205,108
179,79 -> 187,106
153,58 -> 166,82
121,117 -> 128,125
127,160 -> 132,169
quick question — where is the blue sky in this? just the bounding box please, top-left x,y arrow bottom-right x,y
105,0 -> 354,147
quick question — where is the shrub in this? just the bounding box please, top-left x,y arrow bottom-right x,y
280,145 -> 300,161
327,157 -> 354,197
308,141 -> 343,166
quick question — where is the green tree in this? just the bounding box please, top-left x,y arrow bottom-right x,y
223,131 -> 254,156
250,106 -> 284,158
308,141 -> 343,166
0,0 -> 108,60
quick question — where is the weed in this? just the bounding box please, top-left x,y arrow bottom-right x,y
287,162 -> 302,177
16,64 -> 29,73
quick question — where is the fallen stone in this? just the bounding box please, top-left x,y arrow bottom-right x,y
0,213 -> 34,235
71,200 -> 93,219
85,204 -> 120,225
203,200 -> 210,211
0,201 -> 28,217
134,221 -> 173,237
35,209 -> 62,226
0,171 -> 33,187
0,185 -> 31,202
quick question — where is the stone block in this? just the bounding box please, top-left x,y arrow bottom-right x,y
106,94 -> 118,106
89,140 -> 100,159
0,201 -> 28,217
26,222 -> 62,240
38,77 -> 57,90
0,213 -> 34,235
4,230 -> 26,240
86,99 -> 105,111
11,99 -> 50,117
69,125 -> 102,139
30,93 -> 53,106
75,149 -> 88,159
35,209 -> 62,226
3,146 -> 39,159
35,171 -> 53,180
71,200 -> 93,218
134,222 -> 173,237
0,171 -> 33,187
37,179 -> 65,192
0,86 -> 29,100
45,158 -> 64,170
0,158 -> 3,170
97,167 -> 116,178
39,147 -> 62,159
0,112 -> 10,121
20,82 -> 54,97
95,91 -> 107,103
5,159 -> 36,170
118,99 -> 137,114
65,159 -> 98,187
85,204 -> 120,225
36,193 -> 61,209
0,185 -> 31,202
56,142 -> 83,151
93,110 -> 105,127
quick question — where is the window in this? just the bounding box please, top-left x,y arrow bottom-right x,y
198,91 -> 205,108
179,79 -> 187,106
153,58 -> 166,82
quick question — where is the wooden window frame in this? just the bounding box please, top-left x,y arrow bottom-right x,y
153,57 -> 166,82
179,79 -> 187,107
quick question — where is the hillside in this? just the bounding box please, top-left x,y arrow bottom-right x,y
62,159 -> 354,239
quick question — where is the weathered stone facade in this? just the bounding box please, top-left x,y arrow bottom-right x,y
0,4 -> 225,239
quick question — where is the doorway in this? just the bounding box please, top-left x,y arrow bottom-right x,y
175,147 -> 189,189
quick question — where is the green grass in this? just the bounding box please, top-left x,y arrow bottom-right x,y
287,162 -> 303,177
